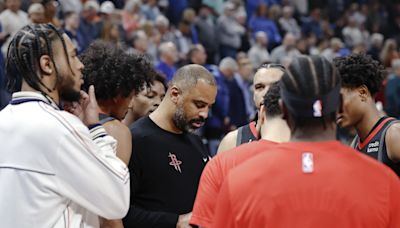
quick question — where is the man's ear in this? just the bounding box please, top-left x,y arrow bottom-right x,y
357,85 -> 370,102
39,55 -> 53,76
169,85 -> 180,104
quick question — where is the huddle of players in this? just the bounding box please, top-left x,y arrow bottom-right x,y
91,43 -> 400,227
2,24 -> 400,228
190,54 -> 400,228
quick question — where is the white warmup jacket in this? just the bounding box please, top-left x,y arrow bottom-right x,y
0,92 -> 130,227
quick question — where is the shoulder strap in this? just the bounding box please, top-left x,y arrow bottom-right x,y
378,119 -> 400,162
236,126 -> 244,147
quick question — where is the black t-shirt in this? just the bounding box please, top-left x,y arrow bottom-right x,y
123,116 -> 209,228
352,117 -> 400,177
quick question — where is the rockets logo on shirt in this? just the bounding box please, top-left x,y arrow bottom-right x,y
168,152 -> 182,173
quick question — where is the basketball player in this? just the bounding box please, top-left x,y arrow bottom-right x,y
335,53 -> 400,176
191,82 -> 290,227
212,55 -> 400,228
217,64 -> 285,152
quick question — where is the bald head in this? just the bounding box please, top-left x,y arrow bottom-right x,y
159,42 -> 178,65
170,64 -> 216,92
283,33 -> 296,47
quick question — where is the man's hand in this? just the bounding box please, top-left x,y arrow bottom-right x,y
177,212 -> 192,228
64,85 -> 100,126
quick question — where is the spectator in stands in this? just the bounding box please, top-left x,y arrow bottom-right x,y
228,56 -> 254,130
79,1 -> 101,51
127,30 -> 150,58
248,3 -> 281,49
322,38 -> 344,62
248,31 -> 270,69
122,0 -> 143,34
342,16 -> 365,48
99,1 -> 115,21
58,0 -> 82,15
166,0 -> 188,25
385,59 -> 400,118
100,21 -> 121,45
270,33 -> 300,63
28,3 -> 45,24
236,6 -> 251,53
380,39 -> 399,67
217,1 -> 245,58
279,6 -> 301,39
40,0 -> 61,27
0,0 -> 29,56
195,4 -> 218,64
188,44 -> 207,66
302,8 -> 323,39
368,33 -> 384,61
173,19 -> 196,63
141,0 -> 161,21
204,57 -> 237,156
155,15 -> 175,43
156,42 -> 178,81
64,11 -> 84,54
279,5 -> 301,39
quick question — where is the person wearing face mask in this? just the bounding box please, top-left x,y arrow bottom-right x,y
123,64 -> 217,228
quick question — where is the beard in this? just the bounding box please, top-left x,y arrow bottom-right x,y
58,72 -> 81,102
172,105 -> 205,133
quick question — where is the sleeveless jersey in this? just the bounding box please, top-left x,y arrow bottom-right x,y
236,121 -> 258,146
351,117 -> 400,177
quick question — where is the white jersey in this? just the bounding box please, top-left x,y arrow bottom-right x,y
0,92 -> 130,228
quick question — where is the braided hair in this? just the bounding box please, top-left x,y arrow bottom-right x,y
6,24 -> 70,93
280,55 -> 341,128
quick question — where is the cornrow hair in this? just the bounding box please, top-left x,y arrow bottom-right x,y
334,53 -> 385,96
6,24 -> 70,94
280,55 -> 341,128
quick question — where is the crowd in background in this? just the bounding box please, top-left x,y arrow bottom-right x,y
1,0 -> 400,152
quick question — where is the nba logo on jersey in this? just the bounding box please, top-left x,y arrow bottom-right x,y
313,100 -> 322,117
302,152 -> 314,173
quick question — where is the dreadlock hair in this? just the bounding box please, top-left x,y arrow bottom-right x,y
263,81 -> 282,117
6,23 -> 70,93
79,40 -> 155,101
334,53 -> 385,96
280,55 -> 340,128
